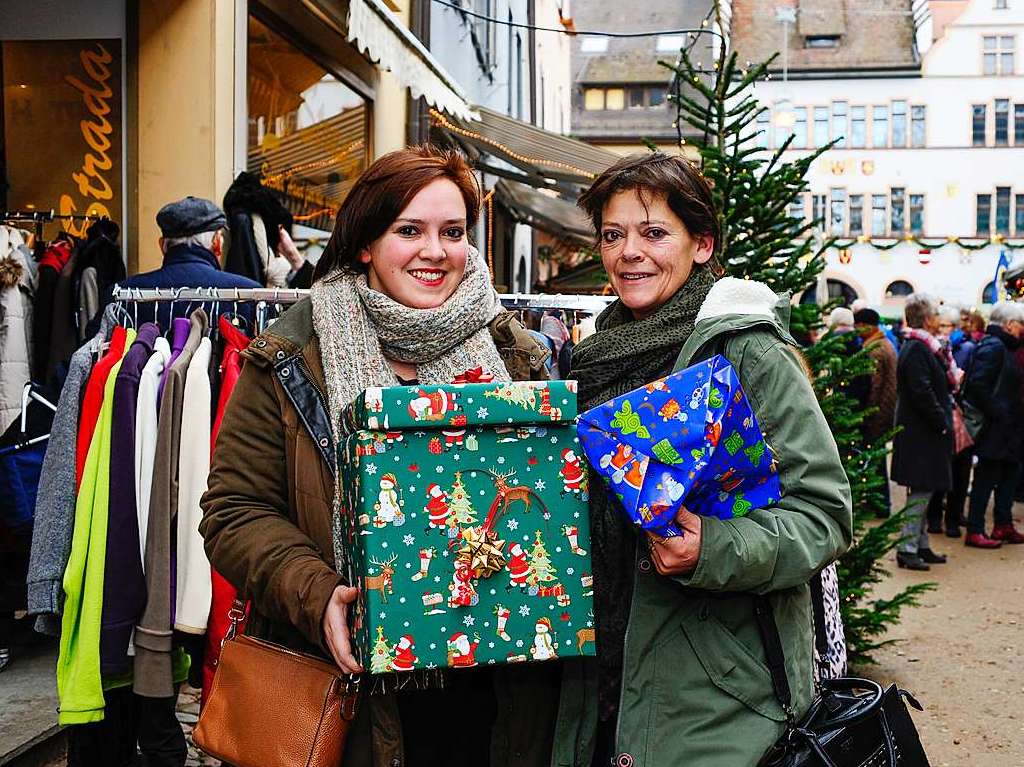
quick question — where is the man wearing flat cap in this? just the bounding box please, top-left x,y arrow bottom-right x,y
855,307 -> 897,517
118,196 -> 260,327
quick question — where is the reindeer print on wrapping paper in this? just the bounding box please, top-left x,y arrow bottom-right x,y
364,553 -> 398,603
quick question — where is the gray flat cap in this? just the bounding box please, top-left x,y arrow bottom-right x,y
157,196 -> 227,238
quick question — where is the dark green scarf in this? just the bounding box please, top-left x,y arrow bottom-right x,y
570,264 -> 716,721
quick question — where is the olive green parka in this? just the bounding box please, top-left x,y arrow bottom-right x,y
553,277 -> 853,767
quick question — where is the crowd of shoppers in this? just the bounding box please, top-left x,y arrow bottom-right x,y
842,294 -> 1024,571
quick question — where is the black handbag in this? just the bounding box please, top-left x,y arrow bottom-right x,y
754,597 -> 931,767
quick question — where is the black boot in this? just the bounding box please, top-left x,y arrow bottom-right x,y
896,552 -> 930,571
918,548 -> 947,564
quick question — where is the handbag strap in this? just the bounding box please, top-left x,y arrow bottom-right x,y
753,595 -> 794,720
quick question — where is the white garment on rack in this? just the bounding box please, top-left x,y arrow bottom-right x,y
135,337 -> 171,568
175,336 -> 212,633
0,225 -> 36,431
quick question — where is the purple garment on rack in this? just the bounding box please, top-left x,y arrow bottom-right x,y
100,322 -> 161,675
158,318 -> 191,404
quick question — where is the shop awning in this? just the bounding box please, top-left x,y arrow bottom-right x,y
345,0 -> 477,122
431,107 -> 620,187
494,180 -> 594,245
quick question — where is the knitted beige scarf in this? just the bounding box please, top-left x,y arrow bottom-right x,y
311,245 -> 511,438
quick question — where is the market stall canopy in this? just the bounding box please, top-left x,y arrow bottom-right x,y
494,180 -> 593,246
430,107 -> 620,188
344,0 -> 477,121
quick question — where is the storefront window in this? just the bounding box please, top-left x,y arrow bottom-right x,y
2,39 -> 123,238
247,15 -> 368,235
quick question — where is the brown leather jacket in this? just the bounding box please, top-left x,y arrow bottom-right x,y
200,298 -> 556,767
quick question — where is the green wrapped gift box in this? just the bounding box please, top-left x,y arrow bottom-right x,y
337,380 -> 596,674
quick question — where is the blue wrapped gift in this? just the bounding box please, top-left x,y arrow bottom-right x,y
576,355 -> 780,537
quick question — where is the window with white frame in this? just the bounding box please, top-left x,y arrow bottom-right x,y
850,106 -> 866,147
832,102 -> 848,148
813,107 -> 829,147
983,35 -> 1015,75
872,105 -> 889,148
793,107 -> 808,149
909,194 -> 925,234
830,188 -> 847,235
849,195 -> 864,235
911,105 -> 926,147
812,193 -> 827,226
995,0 -> 1009,9
1015,104 -> 1024,144
871,195 -> 887,236
1016,194 -> 1024,235
996,186 -> 1012,234
977,193 -> 992,235
891,187 -> 906,233
789,194 -> 806,223
973,104 -> 987,146
995,99 -> 1010,145
891,101 -> 907,147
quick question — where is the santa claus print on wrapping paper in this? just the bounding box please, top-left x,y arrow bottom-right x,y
447,631 -> 480,667
530,617 -> 557,661
373,473 -> 405,527
505,542 -> 530,591
448,560 -> 479,607
559,448 -> 587,496
424,483 -> 452,534
407,388 -> 461,422
598,444 -> 648,492
390,634 -> 418,672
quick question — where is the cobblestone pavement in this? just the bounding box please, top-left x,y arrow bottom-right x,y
176,685 -> 220,767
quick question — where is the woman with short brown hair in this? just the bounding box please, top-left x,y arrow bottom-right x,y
564,152 -> 851,767
201,146 -> 556,767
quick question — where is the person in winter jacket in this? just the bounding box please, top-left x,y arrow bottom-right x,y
222,171 -> 313,288
891,293 -> 957,569
854,308 -> 897,518
117,197 -> 260,328
962,302 -> 1024,548
568,153 -> 852,767
200,147 -> 557,767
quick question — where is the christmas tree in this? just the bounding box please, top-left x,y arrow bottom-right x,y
449,471 -> 477,525
484,383 -> 537,411
526,530 -> 557,586
669,4 -> 933,664
370,626 -> 395,675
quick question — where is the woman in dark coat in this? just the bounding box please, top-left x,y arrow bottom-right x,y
891,292 -> 955,570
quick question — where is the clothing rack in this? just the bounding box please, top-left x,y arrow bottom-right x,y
3,209 -> 106,243
110,286 -> 612,313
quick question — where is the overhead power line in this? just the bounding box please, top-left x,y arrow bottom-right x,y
431,0 -> 725,41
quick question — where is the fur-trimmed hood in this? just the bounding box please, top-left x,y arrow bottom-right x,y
696,276 -> 782,323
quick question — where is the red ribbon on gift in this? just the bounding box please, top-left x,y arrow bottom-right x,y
453,367 -> 495,384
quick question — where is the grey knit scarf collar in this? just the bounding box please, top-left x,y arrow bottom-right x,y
311,245 -> 511,439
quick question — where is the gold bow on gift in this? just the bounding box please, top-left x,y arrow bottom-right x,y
457,525 -> 507,579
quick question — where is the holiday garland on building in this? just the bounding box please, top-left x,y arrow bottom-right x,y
668,6 -> 934,664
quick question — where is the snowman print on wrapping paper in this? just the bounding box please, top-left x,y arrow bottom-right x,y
374,473 -> 405,527
530,617 -> 557,661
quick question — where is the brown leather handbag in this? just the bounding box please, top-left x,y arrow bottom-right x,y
193,602 -> 360,767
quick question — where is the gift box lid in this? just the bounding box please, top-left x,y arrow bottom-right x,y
343,380 -> 579,432
576,354 -> 780,536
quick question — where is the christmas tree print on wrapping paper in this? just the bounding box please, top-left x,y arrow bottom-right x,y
576,354 -> 781,537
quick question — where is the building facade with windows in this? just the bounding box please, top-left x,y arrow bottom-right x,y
732,0 -> 1024,311
571,0 -> 714,155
